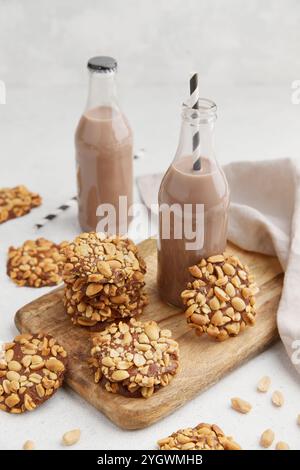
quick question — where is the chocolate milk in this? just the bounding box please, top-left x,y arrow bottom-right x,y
157,101 -> 230,307
75,57 -> 133,234
76,106 -> 133,233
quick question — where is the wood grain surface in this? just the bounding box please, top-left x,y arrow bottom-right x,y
15,239 -> 283,429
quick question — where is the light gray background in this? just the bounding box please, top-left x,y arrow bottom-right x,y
0,0 -> 300,450
1,0 -> 299,87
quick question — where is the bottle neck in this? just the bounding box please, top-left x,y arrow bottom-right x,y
177,120 -> 215,161
173,100 -> 217,171
85,70 -> 119,112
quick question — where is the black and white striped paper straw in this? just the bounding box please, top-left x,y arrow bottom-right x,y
189,73 -> 201,171
34,196 -> 77,230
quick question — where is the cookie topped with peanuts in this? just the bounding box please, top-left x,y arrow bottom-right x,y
61,232 -> 146,285
7,238 -> 68,287
0,333 -> 67,414
0,185 -> 42,224
63,284 -> 148,327
181,253 -> 259,341
61,233 -> 148,327
89,318 -> 179,398
157,422 -> 241,450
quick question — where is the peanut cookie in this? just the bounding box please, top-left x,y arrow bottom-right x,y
61,233 -> 148,326
61,232 -> 146,284
64,284 -> 148,326
157,423 -> 241,450
181,253 -> 259,341
7,238 -> 68,287
0,333 -> 67,414
89,318 -> 179,398
0,185 -> 41,224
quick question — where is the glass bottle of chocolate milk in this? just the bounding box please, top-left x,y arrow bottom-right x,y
157,99 -> 230,307
75,56 -> 133,234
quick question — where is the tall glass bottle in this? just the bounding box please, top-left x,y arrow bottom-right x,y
75,56 -> 133,234
157,99 -> 230,307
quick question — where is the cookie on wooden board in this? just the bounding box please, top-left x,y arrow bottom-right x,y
181,253 -> 259,341
63,284 -> 148,326
61,232 -> 146,285
89,318 -> 179,398
61,233 -> 148,326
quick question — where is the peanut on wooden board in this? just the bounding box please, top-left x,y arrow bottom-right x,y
272,390 -> 284,407
23,440 -> 35,450
62,429 -> 81,446
260,429 -> 275,448
257,376 -> 271,393
231,397 -> 252,414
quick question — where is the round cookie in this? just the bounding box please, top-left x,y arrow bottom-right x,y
157,423 -> 241,450
64,285 -> 149,326
89,318 -> 179,398
7,238 -> 68,287
0,333 -> 67,414
181,253 -> 259,341
61,233 -> 148,327
61,232 -> 146,285
0,185 -> 42,224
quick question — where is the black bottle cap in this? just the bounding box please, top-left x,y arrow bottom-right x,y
87,56 -> 117,73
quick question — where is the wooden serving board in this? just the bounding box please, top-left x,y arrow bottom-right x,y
15,239 -> 283,430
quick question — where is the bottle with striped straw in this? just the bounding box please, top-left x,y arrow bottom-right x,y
157,73 -> 230,308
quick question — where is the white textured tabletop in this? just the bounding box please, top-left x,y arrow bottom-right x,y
1,0 -> 300,453
0,83 -> 300,450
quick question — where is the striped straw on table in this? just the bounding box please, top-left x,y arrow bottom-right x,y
189,72 -> 201,171
34,196 -> 77,229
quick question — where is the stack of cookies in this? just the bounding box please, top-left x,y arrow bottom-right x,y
61,232 -> 148,327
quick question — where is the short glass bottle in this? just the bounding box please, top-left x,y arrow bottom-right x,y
75,56 -> 133,235
157,99 -> 230,307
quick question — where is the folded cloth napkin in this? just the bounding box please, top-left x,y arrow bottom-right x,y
137,158 -> 300,374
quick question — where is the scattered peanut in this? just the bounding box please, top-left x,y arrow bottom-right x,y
62,429 -> 81,446
257,376 -> 271,393
231,397 -> 252,414
260,429 -> 275,448
23,440 -> 35,450
272,390 -> 284,407
276,441 -> 290,450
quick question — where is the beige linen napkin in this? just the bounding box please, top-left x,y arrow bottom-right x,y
137,158 -> 300,374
